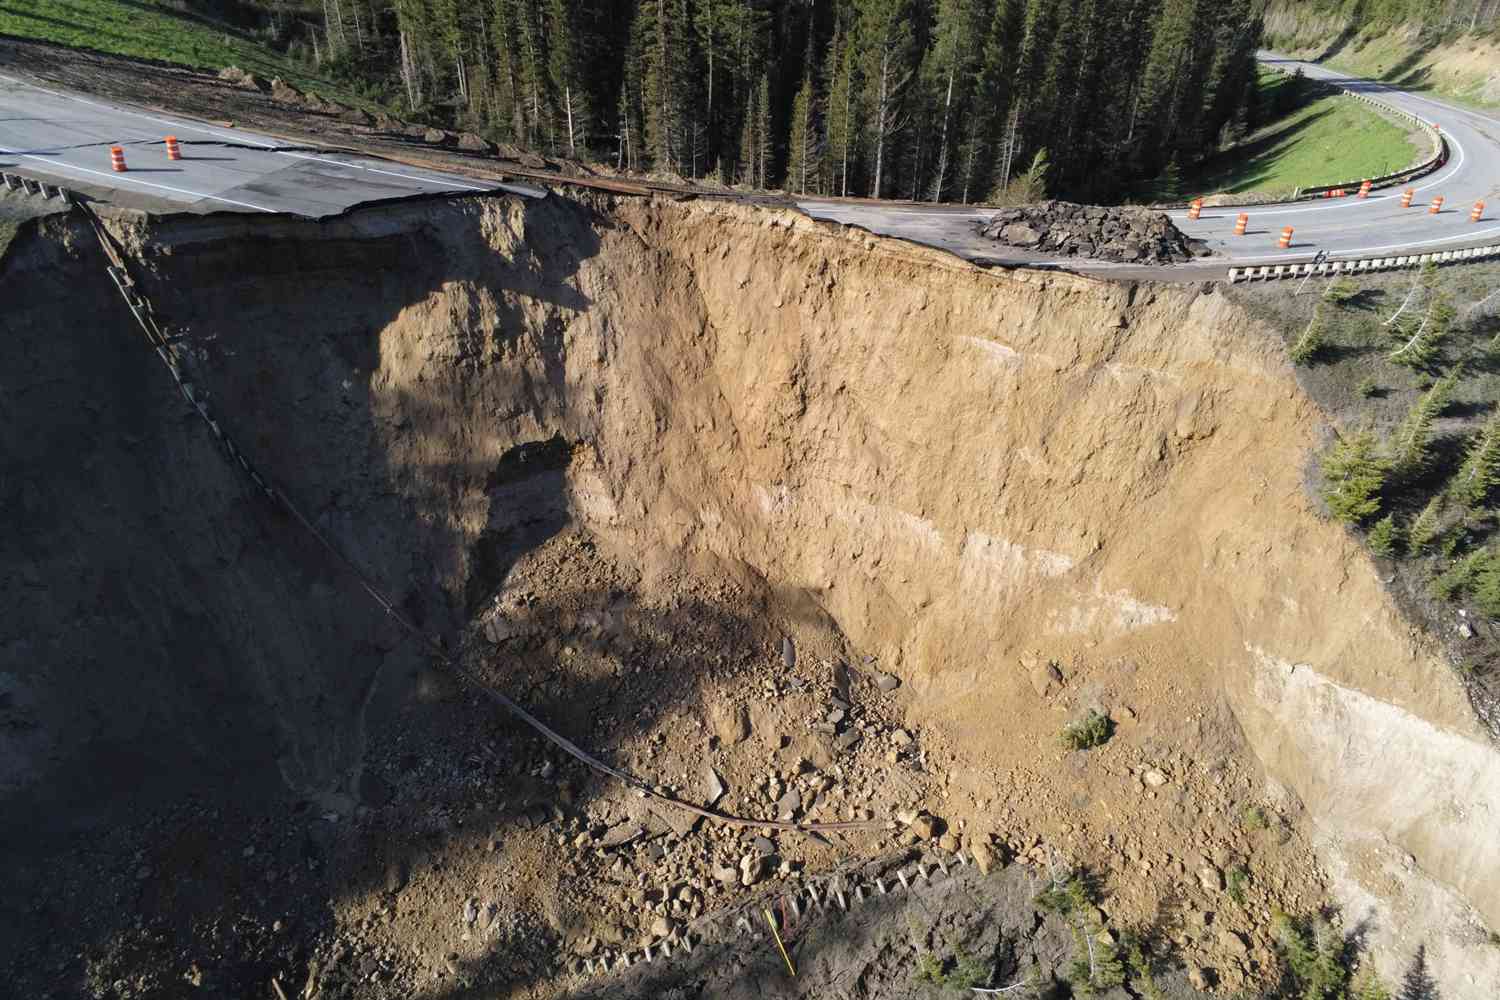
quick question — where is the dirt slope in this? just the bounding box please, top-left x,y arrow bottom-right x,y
2,192 -> 1498,998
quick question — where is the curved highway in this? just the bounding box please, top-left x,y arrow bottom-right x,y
799,54 -> 1500,278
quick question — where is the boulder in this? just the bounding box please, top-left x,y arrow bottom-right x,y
458,131 -> 496,153
217,66 -> 267,92
269,77 -> 303,105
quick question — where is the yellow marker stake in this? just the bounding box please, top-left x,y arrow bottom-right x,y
764,907 -> 796,977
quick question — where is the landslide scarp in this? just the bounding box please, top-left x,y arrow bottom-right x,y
2,192 -> 1497,998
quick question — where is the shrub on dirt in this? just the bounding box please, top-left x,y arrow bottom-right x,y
1059,710 -> 1113,751
1323,277 -> 1361,304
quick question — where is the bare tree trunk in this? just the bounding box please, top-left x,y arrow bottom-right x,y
564,86 -> 578,155
931,66 -> 955,202
871,51 -> 892,198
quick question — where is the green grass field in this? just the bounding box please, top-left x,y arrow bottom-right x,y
1189,74 -> 1424,198
0,0 -> 369,105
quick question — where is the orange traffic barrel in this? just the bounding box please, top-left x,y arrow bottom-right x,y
1233,213 -> 1249,236
1430,196 -> 1445,214
1358,179 -> 1372,199
1187,197 -> 1203,221
1400,188 -> 1415,208
109,145 -> 127,172
1278,226 -> 1294,249
1473,200 -> 1486,222
165,136 -> 181,161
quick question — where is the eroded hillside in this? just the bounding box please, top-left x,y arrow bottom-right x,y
2,192 -> 1497,998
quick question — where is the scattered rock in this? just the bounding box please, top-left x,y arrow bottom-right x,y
457,131 -> 495,153
1028,660 -> 1064,698
977,201 -> 1209,264
649,915 -> 676,940
1188,964 -> 1217,990
598,822 -> 644,848
874,671 -> 901,692
781,636 -> 796,669
1143,768 -> 1168,788
739,853 -> 766,886
776,789 -> 801,820
217,66 -> 267,92
752,835 -> 776,856
269,77 -> 303,105
835,729 -> 862,751
422,127 -> 452,145
970,842 -> 996,875
892,728 -> 913,748
711,703 -> 751,745
1217,928 -> 1248,955
704,767 -> 726,807
909,813 -> 941,841
1198,865 -> 1224,892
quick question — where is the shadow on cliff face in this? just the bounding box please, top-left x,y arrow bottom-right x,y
0,194 -> 621,995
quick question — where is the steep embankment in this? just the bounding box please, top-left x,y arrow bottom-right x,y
1267,3 -> 1500,109
3,193 -> 1498,996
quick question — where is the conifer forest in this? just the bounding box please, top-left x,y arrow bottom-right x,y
306,0 -> 1268,203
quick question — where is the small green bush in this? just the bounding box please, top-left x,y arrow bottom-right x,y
1290,306 -> 1327,363
1226,865 -> 1250,904
1060,710 -> 1114,751
1243,805 -> 1272,831
1323,277 -> 1360,304
1366,515 -> 1398,556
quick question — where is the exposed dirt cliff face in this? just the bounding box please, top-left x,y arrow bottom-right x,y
3,193 -> 1497,997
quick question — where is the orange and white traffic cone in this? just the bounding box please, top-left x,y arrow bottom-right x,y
1430,196 -> 1445,214
1358,179 -> 1372,199
1472,200 -> 1486,222
1188,197 -> 1203,221
165,136 -> 182,161
1278,226 -> 1294,249
1400,188 -> 1415,208
109,145 -> 127,172
1233,213 -> 1249,236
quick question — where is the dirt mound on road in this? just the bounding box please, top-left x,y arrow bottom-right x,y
978,200 -> 1209,264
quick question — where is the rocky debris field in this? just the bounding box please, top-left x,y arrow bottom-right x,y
976,201 -> 1210,264
5,524 -> 1320,1000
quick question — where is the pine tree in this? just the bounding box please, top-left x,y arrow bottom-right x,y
1452,413 -> 1500,509
1321,429 -> 1387,525
1408,493 -> 1446,554
786,70 -> 817,195
924,0 -> 981,201
1368,515 -> 1399,557
547,0 -> 590,155
822,14 -> 857,197
1289,303 -> 1326,364
855,0 -> 915,198
1389,368 -> 1461,477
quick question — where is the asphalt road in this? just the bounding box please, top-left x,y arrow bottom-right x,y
0,73 -> 541,217
799,54 -> 1500,277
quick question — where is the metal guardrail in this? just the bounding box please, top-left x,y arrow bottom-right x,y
1,170 -> 69,202
1227,244 -> 1500,283
1154,68 -> 1447,210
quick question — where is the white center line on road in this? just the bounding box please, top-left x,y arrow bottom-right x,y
0,146 -> 276,212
